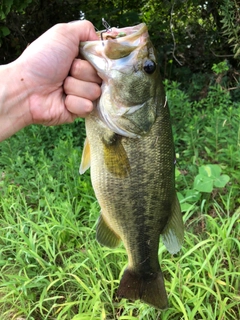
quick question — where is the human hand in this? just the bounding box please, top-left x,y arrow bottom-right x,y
16,20 -> 102,126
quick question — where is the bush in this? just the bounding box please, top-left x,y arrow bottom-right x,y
1,0 -> 239,95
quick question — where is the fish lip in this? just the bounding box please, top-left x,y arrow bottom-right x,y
79,23 -> 149,78
79,23 -> 148,51
99,23 -> 148,43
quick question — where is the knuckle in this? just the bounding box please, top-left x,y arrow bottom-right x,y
63,76 -> 72,90
70,59 -> 82,77
92,84 -> 102,99
82,20 -> 95,30
84,100 -> 94,113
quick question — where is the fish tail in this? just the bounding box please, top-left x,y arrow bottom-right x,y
117,268 -> 168,310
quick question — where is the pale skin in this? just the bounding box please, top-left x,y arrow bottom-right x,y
0,20 -> 102,142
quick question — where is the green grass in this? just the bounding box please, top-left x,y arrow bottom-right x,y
0,84 -> 240,319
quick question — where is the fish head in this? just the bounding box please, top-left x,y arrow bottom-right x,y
80,23 -> 164,138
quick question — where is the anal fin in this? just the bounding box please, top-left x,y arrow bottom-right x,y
96,214 -> 121,248
162,192 -> 184,254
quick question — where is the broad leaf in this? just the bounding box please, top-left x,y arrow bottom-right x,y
199,164 -> 221,179
194,174 -> 213,193
214,174 -> 230,188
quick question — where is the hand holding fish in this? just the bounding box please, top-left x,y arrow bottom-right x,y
0,20 -> 102,142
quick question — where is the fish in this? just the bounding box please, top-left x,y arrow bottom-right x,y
79,22 -> 184,310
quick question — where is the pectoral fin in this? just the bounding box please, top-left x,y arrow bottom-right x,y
79,137 -> 91,174
96,214 -> 121,248
162,193 -> 184,254
103,133 -> 130,178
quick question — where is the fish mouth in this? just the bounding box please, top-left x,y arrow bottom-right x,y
97,23 -> 148,43
79,23 -> 148,64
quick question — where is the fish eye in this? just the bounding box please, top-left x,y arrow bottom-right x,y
143,60 -> 156,74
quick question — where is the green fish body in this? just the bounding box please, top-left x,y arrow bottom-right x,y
80,23 -> 184,310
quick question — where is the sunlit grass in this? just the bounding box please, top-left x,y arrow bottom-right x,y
0,189 -> 239,319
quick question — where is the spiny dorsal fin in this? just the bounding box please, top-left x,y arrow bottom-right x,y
162,193 -> 184,254
96,214 -> 121,248
79,137 -> 91,174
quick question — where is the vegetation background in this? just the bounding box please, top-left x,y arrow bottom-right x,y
0,0 -> 239,319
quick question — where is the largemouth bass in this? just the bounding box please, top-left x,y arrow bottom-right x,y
79,23 -> 184,310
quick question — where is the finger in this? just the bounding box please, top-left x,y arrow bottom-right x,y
65,94 -> 95,117
64,76 -> 101,101
67,20 -> 99,44
70,59 -> 102,84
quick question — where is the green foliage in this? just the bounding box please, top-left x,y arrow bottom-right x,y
176,164 -> 230,213
0,25 -> 10,37
1,0 -> 14,20
0,81 -> 239,318
212,60 -> 229,75
0,0 -> 239,94
193,164 -> 230,193
0,0 -> 33,19
165,80 -> 240,214
220,0 -> 240,59
0,0 -> 33,46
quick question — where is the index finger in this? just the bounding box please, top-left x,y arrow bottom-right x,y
67,20 -> 99,42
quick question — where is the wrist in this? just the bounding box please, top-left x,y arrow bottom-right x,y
0,60 -> 33,141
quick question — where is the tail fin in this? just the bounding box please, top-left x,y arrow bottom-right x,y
117,268 -> 168,310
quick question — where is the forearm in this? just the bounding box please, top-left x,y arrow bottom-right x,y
0,61 -> 32,142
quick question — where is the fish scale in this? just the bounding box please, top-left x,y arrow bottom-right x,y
79,23 -> 184,310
